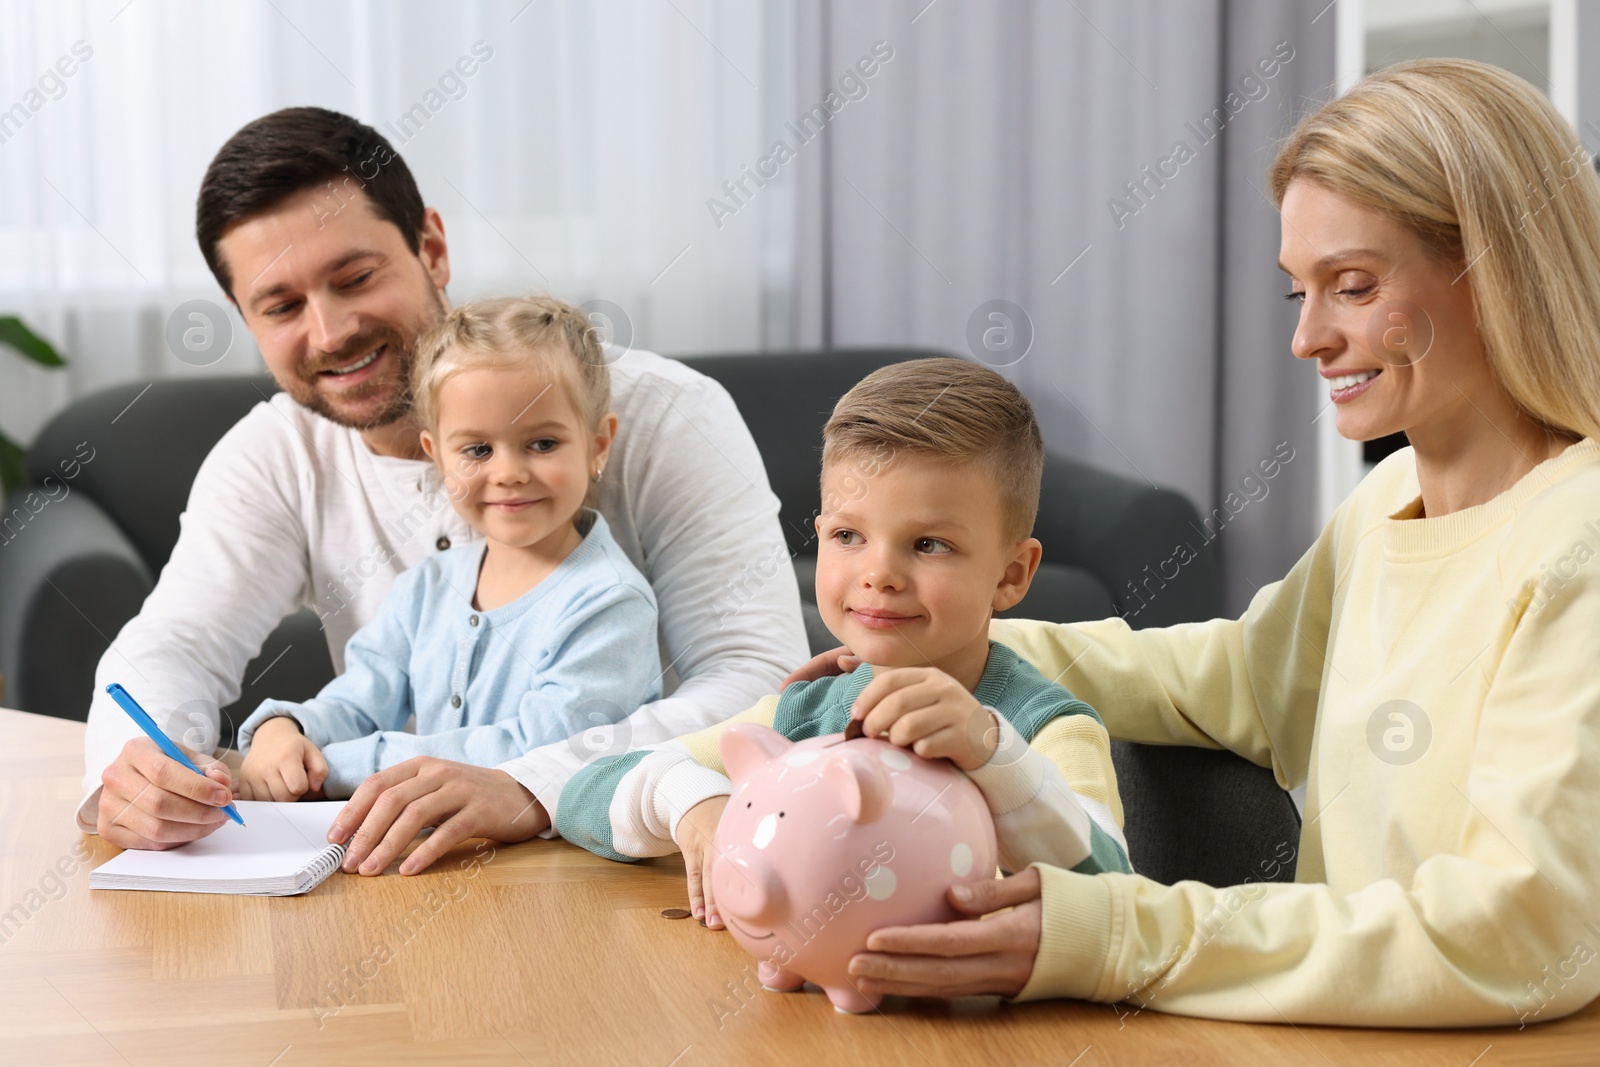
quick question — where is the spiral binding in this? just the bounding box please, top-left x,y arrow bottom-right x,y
296,843 -> 348,893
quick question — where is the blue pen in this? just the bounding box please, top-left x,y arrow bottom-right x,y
105,683 -> 246,827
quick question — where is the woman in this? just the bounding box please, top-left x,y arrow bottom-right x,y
823,59 -> 1600,1026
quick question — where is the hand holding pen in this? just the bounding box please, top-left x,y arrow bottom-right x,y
95,683 -> 244,850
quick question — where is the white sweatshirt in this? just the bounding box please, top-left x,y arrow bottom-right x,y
78,347 -> 809,832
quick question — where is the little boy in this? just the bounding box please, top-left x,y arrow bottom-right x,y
554,357 -> 1131,924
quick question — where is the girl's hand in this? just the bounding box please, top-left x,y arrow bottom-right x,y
849,666 -> 999,770
239,716 -> 328,802
848,867 -> 1044,998
674,795 -> 730,928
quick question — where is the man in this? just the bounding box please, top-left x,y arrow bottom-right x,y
80,107 -> 808,877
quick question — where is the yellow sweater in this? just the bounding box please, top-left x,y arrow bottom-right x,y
994,439 -> 1600,1026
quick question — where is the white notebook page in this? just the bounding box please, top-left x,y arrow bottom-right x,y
90,801 -> 345,892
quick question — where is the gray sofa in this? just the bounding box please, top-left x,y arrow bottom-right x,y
0,348 -> 1298,886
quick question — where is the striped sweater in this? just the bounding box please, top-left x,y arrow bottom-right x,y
555,641 -> 1131,877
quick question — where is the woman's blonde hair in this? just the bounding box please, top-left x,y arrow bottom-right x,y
1269,58 -> 1600,441
410,294 -> 611,435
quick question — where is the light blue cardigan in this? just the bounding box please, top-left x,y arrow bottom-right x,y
238,511 -> 660,797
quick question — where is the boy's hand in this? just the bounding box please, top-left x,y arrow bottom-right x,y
239,716 -> 329,802
675,795 -> 730,929
850,666 -> 998,771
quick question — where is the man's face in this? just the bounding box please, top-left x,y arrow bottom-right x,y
218,186 -> 450,430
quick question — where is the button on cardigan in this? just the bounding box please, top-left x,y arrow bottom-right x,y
238,511 -> 661,798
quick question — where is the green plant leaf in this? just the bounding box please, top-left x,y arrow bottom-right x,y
0,316 -> 65,367
0,431 -> 26,498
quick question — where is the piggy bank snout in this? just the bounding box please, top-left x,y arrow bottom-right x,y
710,847 -> 787,925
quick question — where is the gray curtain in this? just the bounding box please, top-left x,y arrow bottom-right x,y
789,0 -> 1334,615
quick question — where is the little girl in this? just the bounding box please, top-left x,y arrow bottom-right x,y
237,294 -> 660,801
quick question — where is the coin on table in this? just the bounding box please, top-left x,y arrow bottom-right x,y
660,907 -> 693,920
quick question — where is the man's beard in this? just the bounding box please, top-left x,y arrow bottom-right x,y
291,287 -> 447,431
295,325 -> 415,430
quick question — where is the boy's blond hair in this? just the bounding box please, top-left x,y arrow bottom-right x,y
410,294 -> 610,435
823,357 -> 1043,542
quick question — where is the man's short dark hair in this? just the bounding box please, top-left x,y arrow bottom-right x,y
196,106 -> 425,297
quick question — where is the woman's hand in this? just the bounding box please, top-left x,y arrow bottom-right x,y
238,716 -> 328,802
847,867 -> 1044,998
674,795 -> 730,928
780,645 -> 861,689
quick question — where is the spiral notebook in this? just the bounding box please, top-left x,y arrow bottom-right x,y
90,801 -> 347,896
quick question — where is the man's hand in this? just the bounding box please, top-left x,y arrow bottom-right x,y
850,666 -> 998,770
238,716 -> 327,802
98,736 -> 234,850
674,795 -> 730,928
780,645 -> 861,689
330,757 -> 550,876
848,867 -> 1043,998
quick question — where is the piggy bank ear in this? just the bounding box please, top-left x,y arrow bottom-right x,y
822,749 -> 893,824
719,723 -> 793,783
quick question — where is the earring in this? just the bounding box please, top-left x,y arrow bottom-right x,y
592,465 -> 604,481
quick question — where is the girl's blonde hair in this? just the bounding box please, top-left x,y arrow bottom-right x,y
1269,58 -> 1600,441
410,294 -> 611,434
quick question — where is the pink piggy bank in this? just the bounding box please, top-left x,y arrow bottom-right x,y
710,722 -> 998,1014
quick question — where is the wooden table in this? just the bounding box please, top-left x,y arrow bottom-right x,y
2,708 -> 1594,1066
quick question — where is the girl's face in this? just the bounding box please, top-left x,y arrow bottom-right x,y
420,355 -> 615,554
1279,178 -> 1491,447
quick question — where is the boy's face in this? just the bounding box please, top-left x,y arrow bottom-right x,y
218,185 -> 450,431
812,452 -> 1040,674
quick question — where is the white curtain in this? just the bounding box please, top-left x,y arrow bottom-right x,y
796,0 -> 1334,614
0,0 -> 799,445
2,0 -> 1337,613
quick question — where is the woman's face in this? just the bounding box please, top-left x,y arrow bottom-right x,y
1279,179 -> 1493,446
